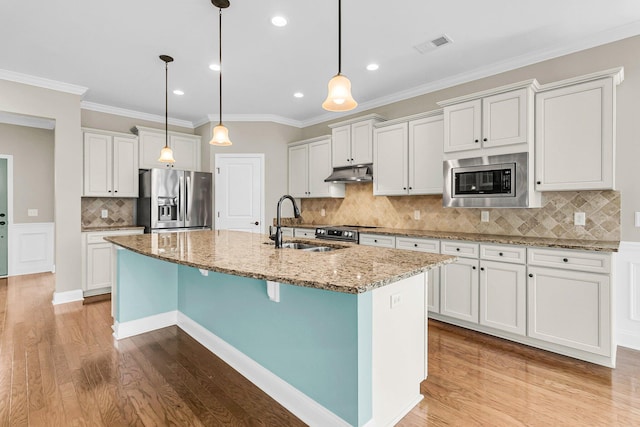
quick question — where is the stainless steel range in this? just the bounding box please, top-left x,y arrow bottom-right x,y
315,225 -> 378,243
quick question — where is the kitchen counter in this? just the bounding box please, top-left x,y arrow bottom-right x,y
82,225 -> 145,232
106,229 -> 455,294
278,222 -> 619,252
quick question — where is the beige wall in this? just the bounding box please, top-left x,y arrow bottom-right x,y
81,109 -> 194,134
196,121 -> 303,223
0,123 -> 54,223
302,35 -> 640,242
0,80 -> 82,294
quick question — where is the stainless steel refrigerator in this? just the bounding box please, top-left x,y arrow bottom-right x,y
137,169 -> 212,233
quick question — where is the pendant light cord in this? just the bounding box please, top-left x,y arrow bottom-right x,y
165,60 -> 169,148
338,0 -> 342,75
219,7 -> 223,126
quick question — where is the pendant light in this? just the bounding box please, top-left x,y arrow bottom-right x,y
322,0 -> 357,112
209,0 -> 232,146
158,55 -> 176,163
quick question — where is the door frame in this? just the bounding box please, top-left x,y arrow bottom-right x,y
0,154 -> 14,277
214,153 -> 266,234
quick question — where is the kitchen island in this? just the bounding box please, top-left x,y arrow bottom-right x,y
107,230 -> 455,427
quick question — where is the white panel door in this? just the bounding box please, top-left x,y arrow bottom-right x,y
373,123 -> 408,196
113,136 -> 138,197
440,257 -> 479,323
307,139 -> 333,198
479,260 -> 526,335
83,132 -> 112,196
171,134 -> 200,171
409,115 -> 443,195
288,144 -> 308,198
86,242 -> 113,291
482,88 -> 528,148
443,99 -> 481,153
331,125 -> 351,167
351,120 -> 374,165
215,154 -> 264,234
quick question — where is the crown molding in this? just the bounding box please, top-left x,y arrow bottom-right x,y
0,111 -> 55,130
0,69 -> 88,96
81,101 -> 194,129
204,114 -> 304,128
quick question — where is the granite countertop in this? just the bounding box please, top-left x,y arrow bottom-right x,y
106,230 -> 455,294
279,222 -> 619,252
82,225 -> 145,232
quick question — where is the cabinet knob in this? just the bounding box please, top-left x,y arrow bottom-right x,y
374,239 -> 378,243
456,248 -> 460,252
472,266 -> 476,270
563,258 -> 569,263
403,187 -> 407,190
0,213 -> 4,217
474,139 -> 479,143
252,221 -> 259,226
529,273 -> 533,278
114,190 -> 118,193
536,181 -> 541,185
108,190 -> 112,193
483,138 -> 488,142
480,267 -> 484,271
409,186 -> 412,190
414,243 -> 418,247
351,158 -> 354,162
0,221 -> 5,226
499,252 -> 503,256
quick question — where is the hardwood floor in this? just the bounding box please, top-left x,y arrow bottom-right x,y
1,273 -> 639,426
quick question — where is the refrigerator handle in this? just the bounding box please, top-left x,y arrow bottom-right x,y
178,175 -> 184,222
186,174 -> 191,221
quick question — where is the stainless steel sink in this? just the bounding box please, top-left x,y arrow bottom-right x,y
281,242 -> 335,252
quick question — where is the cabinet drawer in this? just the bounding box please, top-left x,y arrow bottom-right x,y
85,229 -> 143,244
441,240 -> 479,258
396,237 -> 440,254
480,244 -> 526,264
527,247 -> 611,274
359,233 -> 396,248
294,228 -> 316,238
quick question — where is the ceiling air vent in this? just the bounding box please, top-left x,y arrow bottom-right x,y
413,34 -> 453,54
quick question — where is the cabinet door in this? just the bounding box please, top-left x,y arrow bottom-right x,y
351,120 -> 374,165
443,99 -> 481,153
331,125 -> 351,167
294,228 -> 316,238
527,266 -> 610,356
440,257 -> 479,323
535,78 -> 615,190
83,132 -> 112,196
427,267 -> 441,314
86,242 -> 113,291
138,131 -> 167,169
359,233 -> 396,248
409,115 -> 443,195
482,88 -> 528,148
288,144 -> 309,198
308,139 -> 333,197
479,260 -> 526,335
171,134 -> 201,171
113,136 -> 139,197
373,123 -> 408,196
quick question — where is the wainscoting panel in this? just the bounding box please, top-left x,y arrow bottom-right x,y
616,242 -> 640,351
10,222 -> 54,276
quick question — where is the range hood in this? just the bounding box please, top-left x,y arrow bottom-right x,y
324,164 -> 373,183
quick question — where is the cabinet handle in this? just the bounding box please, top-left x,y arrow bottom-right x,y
456,248 -> 460,252
374,239 -> 378,243
108,190 -> 112,193
480,267 -> 484,271
351,158 -> 354,162
483,138 -> 487,142
499,252 -> 503,256
114,190 -> 118,193
474,139 -> 479,143
529,273 -> 533,278
563,258 -> 569,263
0,221 -> 5,226
414,243 -> 418,247
409,186 -> 412,190
472,266 -> 476,270
403,187 -> 407,190
536,181 -> 541,185
252,221 -> 259,226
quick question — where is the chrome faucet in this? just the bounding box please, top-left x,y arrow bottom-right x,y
274,195 -> 301,248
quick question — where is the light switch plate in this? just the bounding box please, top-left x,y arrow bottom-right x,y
481,211 -> 489,222
414,210 -> 420,220
574,212 -> 586,226
27,209 -> 38,217
101,209 -> 108,219
636,212 -> 640,228
320,208 -> 326,217
390,293 -> 402,309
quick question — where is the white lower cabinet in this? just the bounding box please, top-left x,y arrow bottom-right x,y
527,265 -> 611,357
294,228 -> 316,238
82,229 -> 144,296
359,233 -> 396,248
396,237 -> 441,313
440,257 -> 479,323
479,260 -> 526,335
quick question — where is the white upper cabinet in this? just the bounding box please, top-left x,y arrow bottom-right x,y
83,129 -> 138,198
135,126 -> 201,171
288,136 -> 345,199
439,82 -> 537,157
329,114 -> 385,167
535,69 -> 623,191
373,112 -> 443,196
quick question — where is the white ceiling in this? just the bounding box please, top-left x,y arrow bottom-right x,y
2,0 -> 640,128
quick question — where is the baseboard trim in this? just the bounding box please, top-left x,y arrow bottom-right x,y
384,394 -> 424,427
177,312 -> 353,427
113,311 -> 178,340
617,329 -> 640,351
52,289 -> 84,305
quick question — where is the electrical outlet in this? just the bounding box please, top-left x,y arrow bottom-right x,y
321,208 -> 326,217
574,212 -> 586,226
414,210 -> 420,220
481,211 -> 489,222
390,293 -> 402,309
635,212 -> 640,227
101,209 -> 108,219
27,209 -> 38,217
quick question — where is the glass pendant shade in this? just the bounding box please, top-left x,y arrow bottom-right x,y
209,124 -> 232,146
322,73 -> 357,111
158,145 -> 176,163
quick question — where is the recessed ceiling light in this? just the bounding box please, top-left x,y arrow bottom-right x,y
271,16 -> 287,27
294,92 -> 304,98
366,63 -> 379,71
209,63 -> 220,71
173,89 -> 184,96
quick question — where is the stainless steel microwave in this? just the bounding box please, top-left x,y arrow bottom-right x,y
443,152 -> 531,208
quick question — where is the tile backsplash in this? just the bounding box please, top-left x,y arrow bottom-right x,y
298,183 -> 620,241
81,197 -> 135,228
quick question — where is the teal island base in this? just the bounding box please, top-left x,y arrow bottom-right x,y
113,248 -> 428,427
